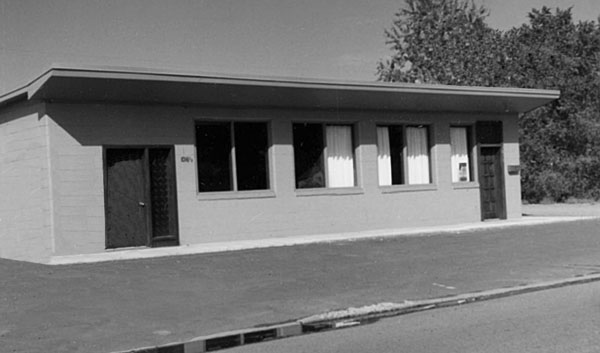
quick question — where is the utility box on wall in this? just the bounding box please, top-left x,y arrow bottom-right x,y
507,165 -> 521,175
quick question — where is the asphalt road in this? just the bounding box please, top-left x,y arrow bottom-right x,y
229,281 -> 600,353
1,218 -> 599,352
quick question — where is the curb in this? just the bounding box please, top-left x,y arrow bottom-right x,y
301,273 -> 600,330
113,273 -> 600,353
113,322 -> 303,353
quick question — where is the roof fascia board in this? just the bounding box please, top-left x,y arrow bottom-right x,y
1,65 -> 561,110
0,67 -> 56,107
46,66 -> 560,101
0,88 -> 28,108
26,69 -> 56,100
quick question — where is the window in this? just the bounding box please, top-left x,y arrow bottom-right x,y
450,126 -> 473,182
196,122 -> 269,192
377,125 -> 431,185
293,123 -> 356,189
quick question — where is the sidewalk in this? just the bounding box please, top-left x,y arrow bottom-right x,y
522,202 -> 600,217
1,209 -> 599,353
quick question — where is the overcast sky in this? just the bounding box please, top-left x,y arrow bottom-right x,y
1,0 -> 599,93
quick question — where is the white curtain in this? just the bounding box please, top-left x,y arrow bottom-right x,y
407,126 -> 430,184
377,126 -> 392,186
326,125 -> 355,187
450,127 -> 470,182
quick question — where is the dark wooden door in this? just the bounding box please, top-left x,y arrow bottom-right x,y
479,147 -> 506,220
105,147 -> 179,249
105,148 -> 148,248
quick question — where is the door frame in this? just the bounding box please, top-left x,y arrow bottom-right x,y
103,145 -> 179,249
477,144 -> 507,220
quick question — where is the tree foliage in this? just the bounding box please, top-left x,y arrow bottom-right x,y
378,1 -> 600,202
377,0 -> 505,86
508,8 -> 600,202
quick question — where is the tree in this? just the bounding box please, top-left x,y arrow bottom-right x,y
505,8 -> 600,202
379,2 -> 600,202
377,0 -> 507,86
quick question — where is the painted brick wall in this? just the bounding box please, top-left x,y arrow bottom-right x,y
45,103 -> 519,257
0,103 -> 53,262
45,103 -> 193,256
502,115 -> 522,219
45,115 -> 105,256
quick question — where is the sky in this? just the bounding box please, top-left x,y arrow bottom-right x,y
0,0 -> 599,93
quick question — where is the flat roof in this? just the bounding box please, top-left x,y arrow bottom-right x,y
0,65 -> 560,113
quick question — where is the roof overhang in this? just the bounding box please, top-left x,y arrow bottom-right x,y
0,65 -> 560,113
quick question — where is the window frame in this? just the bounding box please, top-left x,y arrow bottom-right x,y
376,123 -> 434,189
195,120 -> 274,199
292,122 -> 360,193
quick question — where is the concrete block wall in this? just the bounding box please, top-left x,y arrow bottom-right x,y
43,103 -> 520,257
46,115 -> 106,256
502,115 -> 522,219
167,108 -> 488,244
0,103 -> 53,262
46,103 -> 193,256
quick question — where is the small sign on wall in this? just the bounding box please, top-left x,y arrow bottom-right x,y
180,156 -> 194,163
458,162 -> 468,182
507,165 -> 520,175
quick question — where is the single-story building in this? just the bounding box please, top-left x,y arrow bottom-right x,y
0,66 -> 559,264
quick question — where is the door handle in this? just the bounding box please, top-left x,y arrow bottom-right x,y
138,202 -> 146,207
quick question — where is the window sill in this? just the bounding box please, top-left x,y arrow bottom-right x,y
197,189 -> 276,201
380,184 -> 438,194
295,187 -> 364,197
452,182 -> 480,190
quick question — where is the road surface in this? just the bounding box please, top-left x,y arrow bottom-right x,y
230,281 -> 600,353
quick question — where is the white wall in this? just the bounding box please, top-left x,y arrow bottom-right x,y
503,115 -> 522,219
43,103 -> 519,258
0,102 -> 53,262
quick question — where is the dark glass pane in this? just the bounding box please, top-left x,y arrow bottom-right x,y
234,122 -> 269,190
196,123 -> 232,192
389,125 -> 404,185
476,121 -> 503,144
293,123 -> 325,188
466,127 -> 474,182
149,148 -> 175,239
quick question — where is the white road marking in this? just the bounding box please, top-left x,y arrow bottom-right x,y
432,283 -> 456,290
